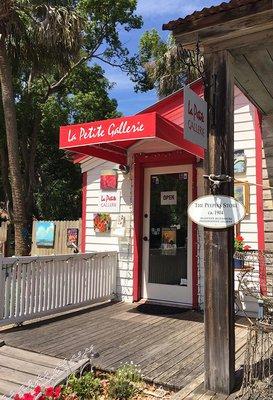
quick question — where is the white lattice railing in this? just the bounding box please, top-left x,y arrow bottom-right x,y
0,252 -> 117,326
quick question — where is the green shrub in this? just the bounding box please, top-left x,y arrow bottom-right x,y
108,363 -> 143,400
64,372 -> 101,400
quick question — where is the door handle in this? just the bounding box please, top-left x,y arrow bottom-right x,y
143,236 -> 149,242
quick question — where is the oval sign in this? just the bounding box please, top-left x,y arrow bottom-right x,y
188,195 -> 246,229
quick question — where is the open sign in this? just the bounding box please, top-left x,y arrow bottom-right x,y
161,191 -> 177,205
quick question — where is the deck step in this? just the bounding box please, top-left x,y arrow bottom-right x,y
0,345 -> 85,398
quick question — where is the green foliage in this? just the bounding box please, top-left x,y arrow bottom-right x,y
4,0 -> 142,82
3,0 -> 83,74
135,29 -> 199,98
33,63 -> 119,220
0,0 -> 142,223
108,363 -> 143,400
139,29 -> 168,64
64,372 -> 101,400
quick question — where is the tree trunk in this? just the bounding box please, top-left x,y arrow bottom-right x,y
0,144 -> 11,207
25,110 -> 40,219
0,38 -> 29,255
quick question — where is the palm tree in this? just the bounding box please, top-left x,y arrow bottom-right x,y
0,0 -> 82,255
138,29 -> 200,98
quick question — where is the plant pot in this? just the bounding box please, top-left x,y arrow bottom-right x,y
233,257 -> 244,269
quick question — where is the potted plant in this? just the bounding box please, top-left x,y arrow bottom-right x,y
234,235 -> 251,269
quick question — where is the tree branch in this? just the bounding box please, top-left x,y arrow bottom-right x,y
41,22 -> 109,100
39,22 -> 131,101
46,54 -> 89,96
92,55 -> 130,71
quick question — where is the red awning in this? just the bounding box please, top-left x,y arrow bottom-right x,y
59,111 -> 204,164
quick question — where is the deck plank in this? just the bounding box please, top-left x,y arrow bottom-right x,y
0,354 -> 58,376
0,379 -> 23,397
170,373 -> 205,399
0,346 -> 65,368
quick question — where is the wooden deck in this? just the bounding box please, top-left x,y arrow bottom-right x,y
0,302 -> 248,396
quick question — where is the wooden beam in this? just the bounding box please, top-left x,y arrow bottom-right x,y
262,114 -> 273,187
241,48 -> 273,98
205,29 -> 273,53
174,9 -> 273,49
233,53 -> 273,115
204,50 -> 235,394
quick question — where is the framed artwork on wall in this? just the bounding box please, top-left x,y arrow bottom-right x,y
234,181 -> 250,215
66,228 -> 79,247
35,221 -> 55,247
234,150 -> 247,174
93,213 -> 111,233
100,170 -> 118,190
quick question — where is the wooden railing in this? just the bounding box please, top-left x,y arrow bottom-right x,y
0,252 -> 117,326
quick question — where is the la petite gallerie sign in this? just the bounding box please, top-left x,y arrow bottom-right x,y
59,113 -> 156,148
98,192 -> 120,212
184,86 -> 207,150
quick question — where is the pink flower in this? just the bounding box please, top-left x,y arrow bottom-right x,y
243,245 -> 251,251
100,379 -> 108,387
13,395 -> 21,400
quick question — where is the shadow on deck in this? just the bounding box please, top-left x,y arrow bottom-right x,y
0,301 -> 248,394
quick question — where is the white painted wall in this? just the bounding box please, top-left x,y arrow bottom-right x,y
234,89 -> 259,315
82,157 -> 134,302
234,87 -> 258,250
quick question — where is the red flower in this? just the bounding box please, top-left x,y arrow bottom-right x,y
33,386 -> 42,396
236,235 -> 244,242
53,386 -> 62,398
44,387 -> 54,397
13,395 -> 21,400
243,245 -> 251,251
39,396 -> 45,400
22,393 -> 34,400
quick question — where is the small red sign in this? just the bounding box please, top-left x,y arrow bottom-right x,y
59,113 -> 157,149
100,170 -> 118,190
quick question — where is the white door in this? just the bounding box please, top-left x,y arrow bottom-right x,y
141,165 -> 193,306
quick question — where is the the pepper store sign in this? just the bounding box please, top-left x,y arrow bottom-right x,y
184,86 -> 207,149
188,195 -> 246,229
59,113 -> 157,148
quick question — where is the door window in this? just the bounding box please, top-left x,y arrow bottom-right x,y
149,173 -> 188,286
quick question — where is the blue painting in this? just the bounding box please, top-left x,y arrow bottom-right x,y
35,221 -> 55,247
234,150 -> 246,174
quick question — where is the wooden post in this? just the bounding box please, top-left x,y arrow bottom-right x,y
204,50 -> 235,394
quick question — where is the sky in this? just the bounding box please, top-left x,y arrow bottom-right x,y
103,0 -> 220,116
